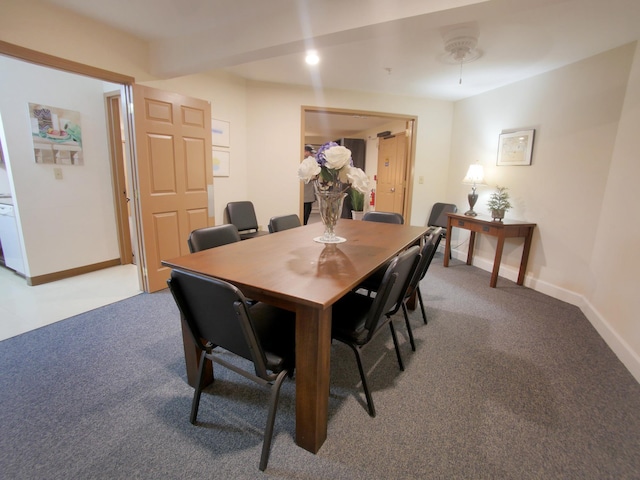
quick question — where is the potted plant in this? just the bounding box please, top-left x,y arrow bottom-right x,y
349,187 -> 366,220
487,186 -> 512,221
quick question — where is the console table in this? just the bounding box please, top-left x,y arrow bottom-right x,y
443,212 -> 536,288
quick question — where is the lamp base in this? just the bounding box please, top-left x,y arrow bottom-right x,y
465,192 -> 478,216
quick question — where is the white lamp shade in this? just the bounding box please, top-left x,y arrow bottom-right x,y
462,164 -> 485,185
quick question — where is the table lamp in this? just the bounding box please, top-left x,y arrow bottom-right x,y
462,163 -> 485,216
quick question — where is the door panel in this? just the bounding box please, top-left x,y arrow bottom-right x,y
376,133 -> 406,215
133,84 -> 212,292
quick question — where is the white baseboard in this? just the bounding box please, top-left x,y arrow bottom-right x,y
449,248 -> 640,384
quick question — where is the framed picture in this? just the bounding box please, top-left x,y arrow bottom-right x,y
211,118 -> 230,147
212,148 -> 230,177
29,103 -> 84,165
497,129 -> 535,166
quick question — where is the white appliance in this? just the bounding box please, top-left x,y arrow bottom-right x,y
0,204 -> 25,274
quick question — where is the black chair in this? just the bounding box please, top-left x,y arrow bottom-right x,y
426,202 -> 456,258
188,224 -> 241,253
331,245 -> 420,417
362,211 -> 404,224
357,232 -> 439,352
398,228 -> 442,349
167,269 -> 295,472
226,201 -> 269,240
268,214 -> 301,233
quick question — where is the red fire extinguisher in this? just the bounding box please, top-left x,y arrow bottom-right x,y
370,188 -> 375,206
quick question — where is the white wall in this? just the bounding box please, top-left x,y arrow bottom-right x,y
449,42 -> 640,379
587,42 -> 640,375
0,56 -> 121,277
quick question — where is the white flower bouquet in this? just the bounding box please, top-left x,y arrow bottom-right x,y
298,141 -> 370,195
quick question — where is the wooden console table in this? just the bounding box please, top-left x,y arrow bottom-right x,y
443,212 -> 536,288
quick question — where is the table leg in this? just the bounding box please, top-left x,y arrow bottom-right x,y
295,305 -> 332,453
467,231 -> 476,265
490,232 -> 506,288
443,219 -> 453,267
517,227 -> 534,285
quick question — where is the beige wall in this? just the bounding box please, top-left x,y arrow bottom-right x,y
0,0 -> 151,81
588,43 -> 640,371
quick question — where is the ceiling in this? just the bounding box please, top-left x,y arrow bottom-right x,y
39,0 -> 640,137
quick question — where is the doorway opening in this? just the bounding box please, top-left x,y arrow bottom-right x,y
0,42 -> 142,290
302,106 -> 417,222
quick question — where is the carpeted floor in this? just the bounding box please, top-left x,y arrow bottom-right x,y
1,254 -> 639,479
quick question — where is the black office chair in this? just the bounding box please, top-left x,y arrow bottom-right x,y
358,232 -> 440,352
362,211 -> 404,224
426,202 -> 456,258
268,214 -> 301,233
167,269 -> 295,472
188,224 -> 241,253
331,245 -> 420,417
397,228 -> 442,350
226,201 -> 269,240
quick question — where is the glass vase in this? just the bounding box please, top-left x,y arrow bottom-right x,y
314,182 -> 348,243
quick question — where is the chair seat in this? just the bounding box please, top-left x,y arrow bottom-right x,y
331,292 -> 375,345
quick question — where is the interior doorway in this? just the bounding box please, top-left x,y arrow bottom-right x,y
302,106 -> 417,222
0,42 -> 141,290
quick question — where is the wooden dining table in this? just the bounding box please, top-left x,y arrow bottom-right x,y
162,219 -> 429,454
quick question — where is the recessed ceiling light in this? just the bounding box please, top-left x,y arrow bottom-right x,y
305,51 -> 320,65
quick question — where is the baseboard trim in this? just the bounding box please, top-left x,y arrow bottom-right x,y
450,248 -> 640,384
27,259 -> 122,286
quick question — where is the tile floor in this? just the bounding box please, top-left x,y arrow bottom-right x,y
0,263 -> 141,342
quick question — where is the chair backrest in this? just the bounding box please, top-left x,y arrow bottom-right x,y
226,201 -> 259,232
419,227 -> 442,281
268,214 -> 301,233
403,229 -> 442,300
364,245 -> 420,336
188,224 -> 241,253
362,211 -> 404,224
427,203 -> 457,228
167,269 -> 274,380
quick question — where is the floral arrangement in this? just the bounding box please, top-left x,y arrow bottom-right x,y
298,141 -> 370,195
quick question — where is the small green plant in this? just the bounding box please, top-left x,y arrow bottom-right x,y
487,186 -> 512,212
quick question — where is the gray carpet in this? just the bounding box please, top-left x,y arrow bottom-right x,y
1,254 -> 639,479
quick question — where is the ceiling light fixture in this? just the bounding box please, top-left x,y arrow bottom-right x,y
305,50 -> 320,65
440,23 -> 482,85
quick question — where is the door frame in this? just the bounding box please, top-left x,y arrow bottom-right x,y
302,105 -> 417,222
105,92 -> 133,266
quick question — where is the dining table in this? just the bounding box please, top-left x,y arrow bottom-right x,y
162,219 -> 429,454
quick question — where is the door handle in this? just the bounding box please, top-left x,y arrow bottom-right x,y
390,187 -> 395,192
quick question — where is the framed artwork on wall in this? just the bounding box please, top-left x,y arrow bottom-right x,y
28,103 -> 84,165
211,118 -> 230,147
212,148 -> 230,177
497,129 -> 535,166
